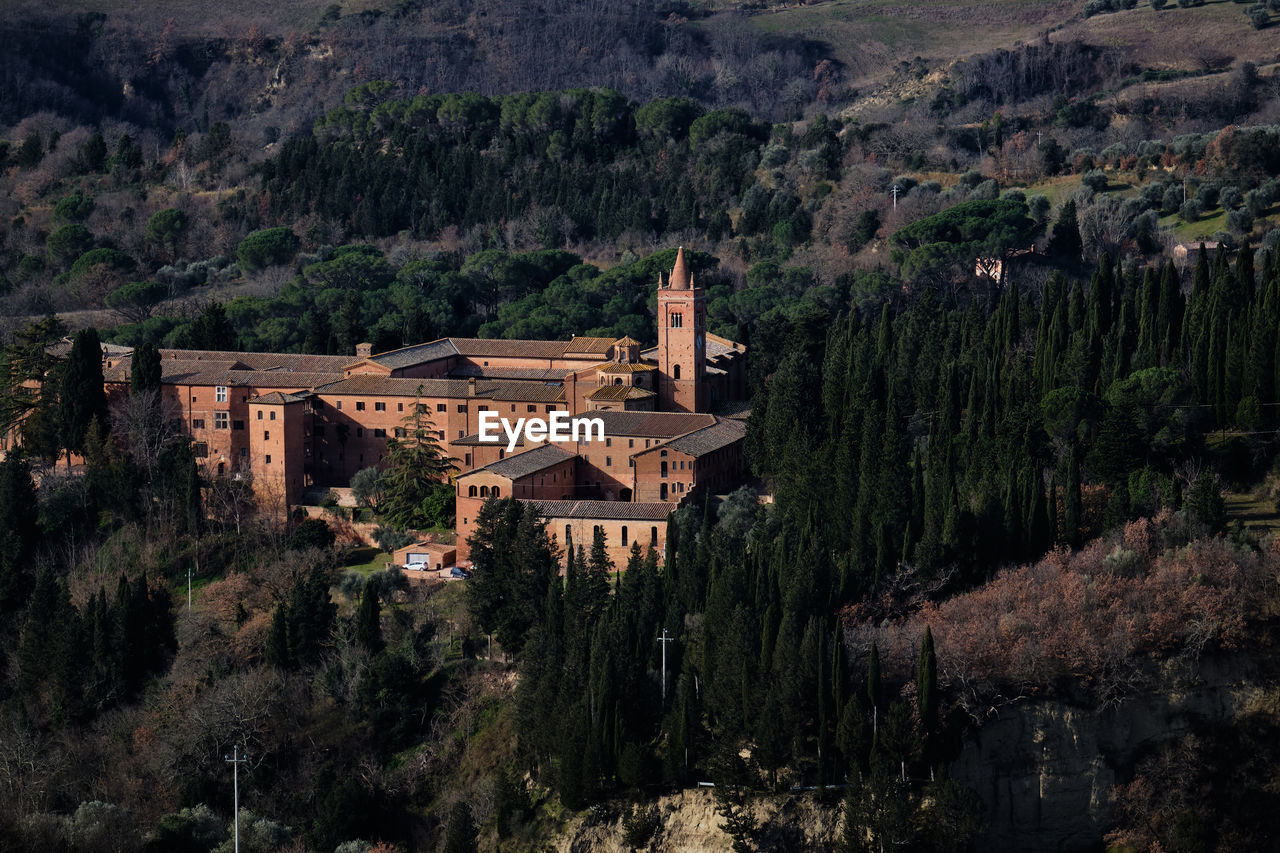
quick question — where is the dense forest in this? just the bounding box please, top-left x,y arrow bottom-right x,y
4,0 -> 1280,850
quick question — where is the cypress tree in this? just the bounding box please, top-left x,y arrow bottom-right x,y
916,626 -> 938,737
129,341 -> 162,394
58,327 -> 109,466
356,584 -> 383,653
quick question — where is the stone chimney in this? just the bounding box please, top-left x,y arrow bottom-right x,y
355,342 -> 373,358
467,377 -> 477,397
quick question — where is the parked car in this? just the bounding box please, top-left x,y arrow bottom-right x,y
404,561 -> 428,572
450,566 -> 471,579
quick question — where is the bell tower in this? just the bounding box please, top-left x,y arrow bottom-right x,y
657,247 -> 706,413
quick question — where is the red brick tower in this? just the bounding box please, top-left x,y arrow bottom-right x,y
657,247 -> 706,413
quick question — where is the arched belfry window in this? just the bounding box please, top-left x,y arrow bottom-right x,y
673,364 -> 681,380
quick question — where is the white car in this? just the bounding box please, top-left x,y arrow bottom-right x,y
404,561 -> 428,572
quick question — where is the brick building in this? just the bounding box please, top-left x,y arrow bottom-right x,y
87,249 -> 750,566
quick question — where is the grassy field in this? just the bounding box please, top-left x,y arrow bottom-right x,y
343,545 -> 393,574
1225,491 -> 1280,536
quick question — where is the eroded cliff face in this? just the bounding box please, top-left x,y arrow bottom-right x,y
557,788 -> 842,852
950,655 -> 1276,852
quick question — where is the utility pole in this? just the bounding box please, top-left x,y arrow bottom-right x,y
891,184 -> 899,209
657,628 -> 675,702
224,745 -> 247,853
187,566 -> 192,613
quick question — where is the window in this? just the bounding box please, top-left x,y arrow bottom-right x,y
337,401 -> 343,410
214,412 -> 229,430
478,405 -> 488,412
265,455 -> 272,464
438,430 -> 445,440
270,411 -> 276,421
480,486 -> 489,497
190,418 -> 205,430
606,457 -> 612,466
465,453 -> 472,466
458,404 -> 467,412
660,450 -> 667,457
437,403 -> 447,412
355,428 -> 364,438
469,486 -> 477,497
605,438 -> 612,447
629,439 -> 634,448
398,403 -> 404,412
375,402 -> 386,411
673,364 -> 681,380
492,486 -> 500,497
240,447 -> 247,458
670,312 -> 682,328
661,461 -> 668,477
233,420 -> 244,431
528,404 -> 537,413
394,428 -> 405,438
458,430 -> 464,439
356,401 -> 365,411
256,411 -> 263,420
374,428 -> 386,438
264,431 -> 270,441
215,386 -> 227,402
193,442 -> 208,458
651,526 -> 659,547
621,526 -> 628,547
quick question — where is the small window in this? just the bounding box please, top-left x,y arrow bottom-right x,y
398,403 -> 404,412
458,430 -> 464,439
374,428 -> 386,438
215,386 -> 227,402
458,404 -> 467,413
394,428 -> 406,438
356,401 -> 365,411
674,364 -> 681,380
480,486 -> 489,497
337,401 -> 343,410
191,418 -> 206,430
232,420 -> 244,431
660,450 -> 667,457
651,526 -> 658,547
606,456 -> 612,466
492,486 -> 500,497
264,431 -> 270,441
437,403 -> 447,412
528,404 -> 537,413
621,526 -> 628,547
469,486 -> 477,497
670,312 -> 682,328
465,453 -> 472,466
214,412 -> 229,430
270,411 -> 276,421
265,454 -> 272,464
256,411 -> 263,420
193,442 -> 208,458
240,447 -> 247,458
605,438 -> 611,447
375,402 -> 386,411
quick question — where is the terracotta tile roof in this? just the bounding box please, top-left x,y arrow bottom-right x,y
449,338 -> 572,359
705,333 -> 746,359
635,418 -> 745,457
562,336 -> 616,355
526,499 -> 677,521
586,385 -> 656,401
363,339 -> 459,370
712,399 -> 752,420
464,444 -> 576,480
159,349 -> 353,373
612,336 -> 642,347
594,362 -> 657,374
313,376 -> 471,397
575,411 -> 713,438
253,391 -> 307,405
450,365 -> 574,381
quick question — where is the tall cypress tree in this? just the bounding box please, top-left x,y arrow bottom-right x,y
58,327 -> 109,466
356,584 -> 383,653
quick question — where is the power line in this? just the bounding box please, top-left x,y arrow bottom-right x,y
657,628 -> 675,702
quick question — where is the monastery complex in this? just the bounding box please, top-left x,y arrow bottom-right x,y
88,249 -> 750,565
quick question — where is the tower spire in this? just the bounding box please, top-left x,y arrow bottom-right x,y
669,246 -> 690,290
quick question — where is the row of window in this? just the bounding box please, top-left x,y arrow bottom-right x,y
568,524 -> 658,548
466,485 -> 501,498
